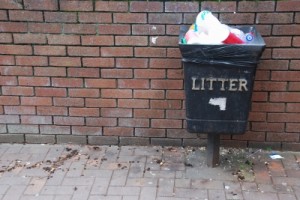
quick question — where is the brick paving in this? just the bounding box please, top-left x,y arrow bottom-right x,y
0,144 -> 299,200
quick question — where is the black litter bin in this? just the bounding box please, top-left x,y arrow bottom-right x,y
179,25 -> 266,134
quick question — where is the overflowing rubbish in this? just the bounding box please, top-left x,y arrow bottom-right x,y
181,10 -> 255,45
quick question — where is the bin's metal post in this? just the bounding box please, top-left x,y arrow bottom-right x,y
207,134 -> 220,167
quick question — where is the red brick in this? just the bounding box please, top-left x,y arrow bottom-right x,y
0,33 -> 12,43
0,0 -> 23,9
119,118 -> 149,128
0,22 -> 27,32
268,113 -> 300,123
134,69 -> 165,79
21,97 -> 52,106
232,131 -> 266,142
293,37 -> 300,47
64,24 -> 96,34
267,132 -> 299,142
252,91 -> 268,101
296,13 -> 300,23
0,66 -> 32,76
150,59 -> 182,69
101,69 -> 133,78
81,36 -> 114,46
272,71 -> 300,81
0,107 -> 3,115
44,12 -> 77,23
68,68 -> 99,78
53,97 -> 84,107
131,1 -> 163,12
34,67 -> 66,77
220,13 -> 255,25
166,90 -> 185,100
69,89 -> 99,98
264,37 -> 292,47
0,115 -> 19,123
103,127 -> 133,137
69,108 -> 99,117
95,1 -> 128,12
256,25 -> 272,36
118,79 -> 148,89
0,55 -> 14,65
273,25 -> 300,35
40,125 -> 70,135
101,47 -> 133,57
16,56 -> 48,66
2,86 -> 33,96
35,88 -> 66,97
258,60 -> 289,70
47,35 -> 80,45
254,81 -> 287,91
72,126 -> 102,136
24,0 -> 58,10
54,116 -> 84,126
9,10 -> 43,22
19,77 -> 50,86
286,123 -> 300,133
101,108 -> 132,118
289,82 -> 300,91
14,34 -> 46,44
166,110 -> 185,120
252,122 -> 284,132
0,96 -> 20,105
151,119 -> 182,129
4,106 -> 35,115
116,58 -> 147,69
150,100 -> 182,109
0,10 -> 7,20
165,2 -> 199,12
184,13 -> 198,25
0,76 -> 17,86
149,13 -> 182,24
135,48 -> 166,58
238,1 -> 275,12
251,102 -> 285,112
60,0 -> 92,11
270,92 -> 300,102
21,115 -> 52,124
68,46 -> 99,57
290,60 -> 300,70
248,112 -> 266,122
114,13 -> 146,24
85,79 -> 116,88
101,89 -> 132,98
28,23 -> 61,33
98,24 -> 131,35
151,80 -> 183,90
255,70 -> 270,81
135,128 -> 165,138
118,99 -> 149,109
0,45 -> 32,55
86,99 -> 116,108
83,58 -> 115,68
37,106 -> 67,116
286,103 -> 300,112
277,1 -> 300,11
256,13 -> 293,24
134,109 -> 164,119
201,1 -> 236,12
86,118 -> 117,127
52,78 -> 83,88
134,90 -> 165,99
167,69 -> 183,79
115,36 -> 148,46
34,45 -> 66,56
150,36 -> 178,47
79,13 -> 112,23
50,57 -> 81,67
132,25 -> 165,36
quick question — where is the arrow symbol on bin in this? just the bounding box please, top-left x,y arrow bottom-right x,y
209,97 -> 227,111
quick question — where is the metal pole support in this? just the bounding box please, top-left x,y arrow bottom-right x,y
207,134 -> 220,167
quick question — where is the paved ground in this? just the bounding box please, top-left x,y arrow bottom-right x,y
0,144 -> 299,200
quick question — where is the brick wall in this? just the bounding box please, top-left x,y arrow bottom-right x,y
0,0 -> 299,150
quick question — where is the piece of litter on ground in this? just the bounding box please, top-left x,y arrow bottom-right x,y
225,185 -> 230,190
270,155 -> 284,159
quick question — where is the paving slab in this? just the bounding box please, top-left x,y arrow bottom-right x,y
0,144 -> 299,199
